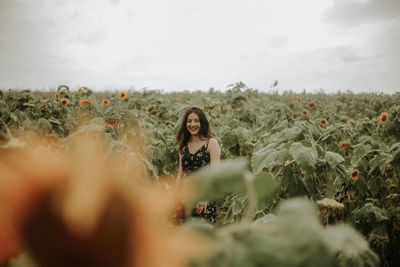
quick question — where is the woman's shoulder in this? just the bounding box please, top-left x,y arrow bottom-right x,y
207,137 -> 220,148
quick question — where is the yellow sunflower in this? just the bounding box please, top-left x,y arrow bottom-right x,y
119,92 -> 128,100
338,141 -> 352,149
297,97 -> 302,104
60,98 -> 69,106
349,170 -> 359,181
380,112 -> 388,123
307,101 -> 316,109
320,118 -> 328,127
80,99 -> 92,106
103,99 -> 110,105
301,109 -> 309,117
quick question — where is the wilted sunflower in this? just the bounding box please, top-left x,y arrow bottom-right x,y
78,88 -> 83,94
320,118 -> 328,127
61,98 -> 69,106
355,113 -> 360,119
349,170 -> 359,181
80,99 -> 92,106
119,92 -> 128,100
301,109 -> 309,117
103,119 -> 119,129
380,112 -> 388,123
338,141 -> 352,149
297,97 -> 302,103
41,103 -> 48,109
148,105 -> 157,114
363,117 -> 370,122
373,118 -> 377,125
103,99 -> 110,105
307,101 -> 316,109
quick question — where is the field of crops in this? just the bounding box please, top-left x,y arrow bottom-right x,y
0,83 -> 399,266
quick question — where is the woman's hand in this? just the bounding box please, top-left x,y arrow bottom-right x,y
196,201 -> 208,215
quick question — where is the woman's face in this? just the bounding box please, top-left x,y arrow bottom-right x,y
186,112 -> 201,136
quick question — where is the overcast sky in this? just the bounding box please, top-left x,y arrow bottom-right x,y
0,0 -> 399,93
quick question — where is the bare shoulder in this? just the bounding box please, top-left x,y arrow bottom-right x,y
208,138 -> 220,148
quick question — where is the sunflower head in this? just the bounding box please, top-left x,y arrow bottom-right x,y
41,103 -> 48,109
61,98 -> 69,106
349,170 -> 359,181
355,113 -> 360,119
103,99 -> 110,105
320,118 -> 328,127
80,99 -> 92,106
297,97 -> 302,103
78,88 -> 83,94
363,117 -> 370,122
301,109 -> 309,117
307,101 -> 316,109
338,141 -> 352,149
373,118 -> 377,125
119,92 -> 128,100
380,112 -> 388,123
346,120 -> 352,125
55,93 -> 60,99
148,105 -> 157,114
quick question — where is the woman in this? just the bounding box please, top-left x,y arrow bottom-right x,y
175,107 -> 221,223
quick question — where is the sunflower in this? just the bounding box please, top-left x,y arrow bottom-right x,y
297,97 -> 302,103
103,119 -> 119,129
355,113 -> 360,119
148,105 -> 157,113
307,101 -> 316,109
55,93 -> 60,99
363,117 -> 370,122
349,170 -> 359,181
119,92 -> 128,100
60,98 -> 69,106
346,120 -> 352,125
338,141 -> 352,149
103,99 -> 110,105
78,88 -> 83,94
320,118 -> 328,127
41,103 -> 48,109
80,99 -> 92,106
373,118 -> 377,125
301,109 -> 309,117
380,112 -> 388,123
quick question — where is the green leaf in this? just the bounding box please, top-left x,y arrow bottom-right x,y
325,151 -> 344,168
289,142 -> 317,170
251,143 -> 288,173
189,159 -> 248,203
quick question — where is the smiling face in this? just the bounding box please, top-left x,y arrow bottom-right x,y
186,112 -> 201,136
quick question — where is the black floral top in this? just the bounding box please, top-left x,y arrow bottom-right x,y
181,139 -> 210,174
180,138 -> 217,223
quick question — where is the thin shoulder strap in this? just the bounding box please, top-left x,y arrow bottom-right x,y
205,138 -> 210,149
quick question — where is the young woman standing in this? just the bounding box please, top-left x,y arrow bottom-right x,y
175,107 -> 221,223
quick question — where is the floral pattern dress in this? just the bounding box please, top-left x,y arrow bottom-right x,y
181,139 -> 217,223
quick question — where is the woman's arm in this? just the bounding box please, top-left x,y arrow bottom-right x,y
208,138 -> 221,165
176,151 -> 183,186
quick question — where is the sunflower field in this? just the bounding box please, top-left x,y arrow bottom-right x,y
0,83 -> 400,267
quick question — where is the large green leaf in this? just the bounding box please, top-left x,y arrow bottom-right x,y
289,142 -> 317,170
325,151 -> 344,168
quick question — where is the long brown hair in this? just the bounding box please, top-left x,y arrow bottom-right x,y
176,107 -> 213,153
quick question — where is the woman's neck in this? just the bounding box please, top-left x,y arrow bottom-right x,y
190,135 -> 203,142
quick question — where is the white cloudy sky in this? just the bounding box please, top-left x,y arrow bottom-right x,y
0,0 -> 399,93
